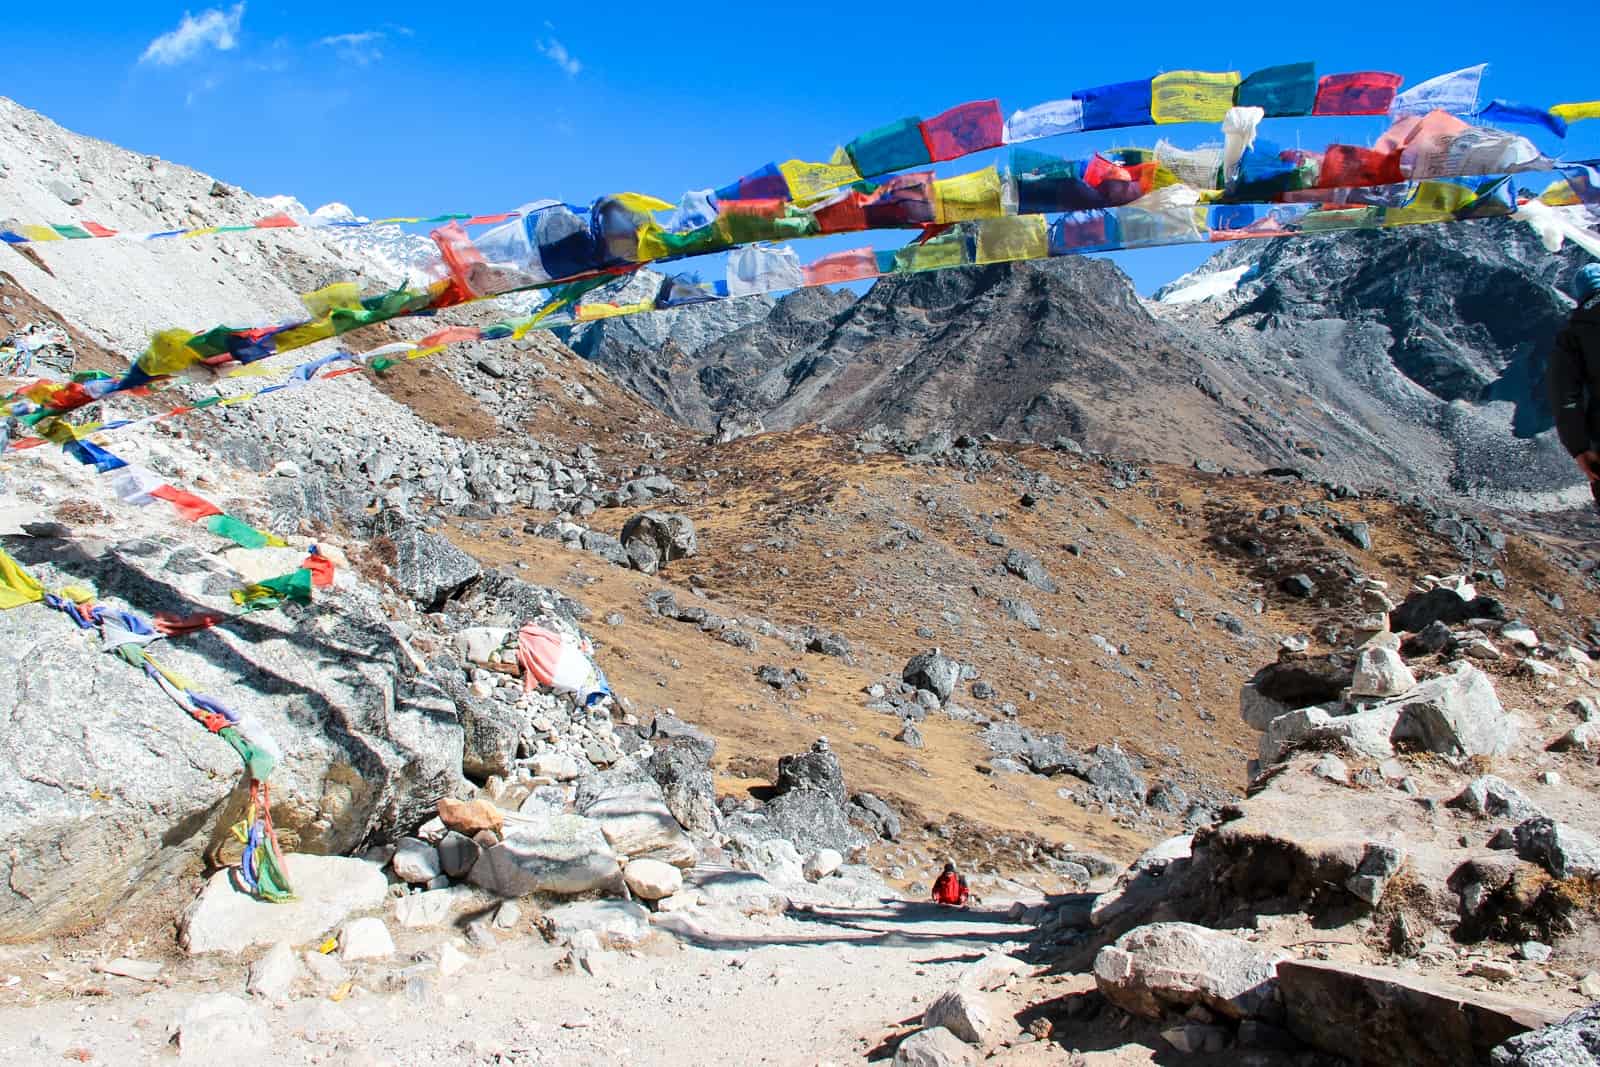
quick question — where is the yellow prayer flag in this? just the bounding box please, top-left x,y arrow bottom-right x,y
1551,101 -> 1600,123
273,319 -> 338,352
182,227 -> 221,239
20,225 -> 63,243
139,329 -> 201,376
975,216 -> 1049,265
0,549 -> 44,611
1540,179 -> 1581,207
780,156 -> 861,203
934,167 -> 1003,224
609,192 -> 675,215
300,281 -> 363,317
894,236 -> 968,274
1151,70 -> 1243,125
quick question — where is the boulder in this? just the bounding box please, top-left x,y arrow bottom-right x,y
1548,723 -> 1600,753
726,834 -> 805,885
0,537 -> 466,942
775,738 -> 849,806
894,1026 -> 977,1067
579,781 -> 697,867
580,530 -> 631,568
544,899 -> 651,948
180,855 -> 388,955
434,662 -> 527,781
1244,655 -> 1354,712
467,812 -> 622,897
647,739 -> 720,836
369,508 -> 482,610
1350,646 -> 1417,698
803,849 -> 844,882
1491,1003 -> 1600,1066
1388,663 -> 1515,757
1278,959 -> 1560,1067
245,942 -> 300,1001
1449,777 -> 1546,823
391,837 -> 442,885
1003,549 -> 1057,593
1258,703 -> 1401,763
623,858 -> 683,900
620,511 -> 698,575
1390,587 -> 1506,633
437,797 -> 504,836
850,792 -> 902,841
1514,818 -> 1600,879
1094,922 -> 1285,1022
903,650 -> 962,702
338,916 -> 395,960
1090,835 -> 1195,934
438,831 -> 482,879
764,788 -> 865,855
923,987 -> 1003,1047
684,867 -> 790,914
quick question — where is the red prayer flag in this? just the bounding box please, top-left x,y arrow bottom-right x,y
301,555 -> 335,588
920,99 -> 1005,162
254,214 -> 299,229
81,222 -> 117,238
148,484 -> 223,522
1314,72 -> 1404,116
802,248 -> 879,287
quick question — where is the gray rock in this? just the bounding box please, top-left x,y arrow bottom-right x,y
620,511 -> 698,575
894,1026 -> 977,1067
999,597 -> 1042,631
1095,922 -> 1284,1022
544,899 -> 651,948
1349,646 -> 1416,698
337,916 -> 394,960
467,812 -> 622,897
775,739 -> 848,806
850,792 -> 902,841
764,788 -> 865,855
647,739 -> 720,836
180,855 -> 388,955
438,831 -> 482,879
1279,959 -> 1560,1067
1390,587 -> 1506,633
903,649 -> 962,703
1492,1003 -> 1600,1065
1448,776 -> 1546,823
579,780 -> 696,867
923,987 -> 1002,1046
1003,549 -> 1057,593
369,508 -> 482,610
1514,818 -> 1600,879
392,838 -> 442,885
0,537 -> 466,942
245,942 -> 300,1001
580,530 -> 631,567
1389,663 -> 1516,757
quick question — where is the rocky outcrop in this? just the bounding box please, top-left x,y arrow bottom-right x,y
1095,922 -> 1285,1022
0,535 -> 467,942
369,508 -> 481,611
1277,959 -> 1562,1067
619,511 -> 698,575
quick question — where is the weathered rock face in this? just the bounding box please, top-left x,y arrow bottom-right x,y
922,987 -> 1003,1047
775,740 -> 849,807
1491,1003 -> 1600,1066
467,812 -> 622,897
619,511 -> 698,575
369,508 -> 481,611
578,780 -> 697,868
1513,818 -> 1600,880
1094,922 -> 1285,1023
1277,959 -> 1561,1067
646,739 -> 720,836
1389,662 -> 1517,757
0,535 -> 467,942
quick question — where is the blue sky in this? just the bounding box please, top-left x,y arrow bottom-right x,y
5,3 -> 1599,294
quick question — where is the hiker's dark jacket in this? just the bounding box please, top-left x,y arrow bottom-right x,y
1549,302 -> 1600,456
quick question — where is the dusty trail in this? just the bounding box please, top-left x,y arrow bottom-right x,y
0,894 -> 1035,1066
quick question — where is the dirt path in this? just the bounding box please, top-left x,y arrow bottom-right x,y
0,895 -> 1035,1066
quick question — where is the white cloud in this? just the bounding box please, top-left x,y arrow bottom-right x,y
140,4 -> 246,66
536,37 -> 582,77
317,30 -> 386,65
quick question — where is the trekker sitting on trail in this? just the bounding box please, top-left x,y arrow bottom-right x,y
931,862 -> 970,907
1548,264 -> 1600,512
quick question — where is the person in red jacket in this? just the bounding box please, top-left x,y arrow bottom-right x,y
931,862 -> 970,907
